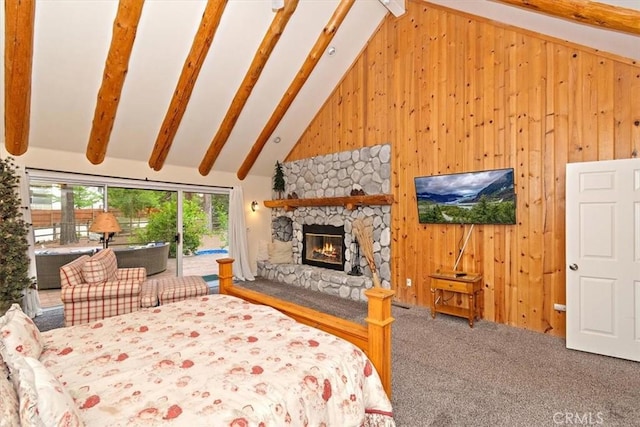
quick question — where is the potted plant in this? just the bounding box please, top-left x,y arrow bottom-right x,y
273,161 -> 285,199
0,157 -> 34,314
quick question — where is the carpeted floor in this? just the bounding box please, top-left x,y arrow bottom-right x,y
34,306 -> 65,332
34,278 -> 640,427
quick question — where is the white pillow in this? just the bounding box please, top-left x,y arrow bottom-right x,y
268,240 -> 293,264
0,304 -> 43,367
0,359 -> 19,427
13,356 -> 83,427
0,352 -> 9,378
256,239 -> 270,261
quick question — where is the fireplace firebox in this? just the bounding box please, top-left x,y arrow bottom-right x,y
302,224 -> 345,271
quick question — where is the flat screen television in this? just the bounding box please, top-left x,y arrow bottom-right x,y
414,168 -> 516,225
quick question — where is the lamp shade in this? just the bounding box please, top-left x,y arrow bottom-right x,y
89,212 -> 122,234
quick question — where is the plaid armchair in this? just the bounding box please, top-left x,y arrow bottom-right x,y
59,248 -> 146,326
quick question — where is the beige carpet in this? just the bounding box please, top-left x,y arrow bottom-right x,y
236,278 -> 640,427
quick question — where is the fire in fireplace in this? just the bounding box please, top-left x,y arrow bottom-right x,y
302,224 -> 345,271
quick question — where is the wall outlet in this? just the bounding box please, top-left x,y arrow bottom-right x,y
406,278 -> 412,287
553,303 -> 567,312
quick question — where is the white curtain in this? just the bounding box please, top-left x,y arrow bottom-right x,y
228,186 -> 255,281
19,169 -> 43,318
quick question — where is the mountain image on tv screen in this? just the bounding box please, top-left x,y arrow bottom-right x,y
414,168 -> 516,224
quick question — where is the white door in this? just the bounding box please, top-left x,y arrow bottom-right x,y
566,158 -> 640,362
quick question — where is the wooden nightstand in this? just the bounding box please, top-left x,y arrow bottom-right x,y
429,271 -> 483,327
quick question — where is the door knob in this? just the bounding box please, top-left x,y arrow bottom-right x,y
569,263 -> 578,271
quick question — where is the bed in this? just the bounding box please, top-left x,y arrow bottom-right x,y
0,258 -> 396,426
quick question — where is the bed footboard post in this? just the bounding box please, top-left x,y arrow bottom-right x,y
216,258 -> 235,294
364,288 -> 395,398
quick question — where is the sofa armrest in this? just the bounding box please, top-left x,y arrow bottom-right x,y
116,267 -> 147,282
61,281 -> 142,303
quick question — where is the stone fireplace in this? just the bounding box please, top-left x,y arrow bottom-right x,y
302,224 -> 345,271
259,143 -> 392,302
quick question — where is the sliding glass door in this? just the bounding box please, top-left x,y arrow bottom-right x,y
182,191 -> 229,283
27,170 -> 229,308
106,186 -> 177,275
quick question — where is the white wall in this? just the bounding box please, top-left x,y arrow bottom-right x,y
2,147 -> 272,275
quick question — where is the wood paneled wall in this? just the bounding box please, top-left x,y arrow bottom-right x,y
286,0 -> 640,336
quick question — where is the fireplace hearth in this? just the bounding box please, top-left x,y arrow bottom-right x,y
302,224 -> 345,271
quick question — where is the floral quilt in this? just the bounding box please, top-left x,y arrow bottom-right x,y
40,295 -> 395,426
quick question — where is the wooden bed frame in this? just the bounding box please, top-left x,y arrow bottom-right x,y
216,258 -> 395,397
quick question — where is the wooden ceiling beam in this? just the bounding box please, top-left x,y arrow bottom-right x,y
198,0 -> 299,176
4,0 -> 35,156
148,0 -> 228,171
492,0 -> 640,36
86,0 -> 145,165
236,0 -> 355,180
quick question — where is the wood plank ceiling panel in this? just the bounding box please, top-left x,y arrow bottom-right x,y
492,0 -> 640,35
4,0 -> 35,156
236,0 -> 356,180
198,0 -> 300,176
86,0 -> 145,165
148,0 -> 228,171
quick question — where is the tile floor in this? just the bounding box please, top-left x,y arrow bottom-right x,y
38,253 -> 229,309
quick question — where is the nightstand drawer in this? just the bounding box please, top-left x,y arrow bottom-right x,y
431,278 -> 469,293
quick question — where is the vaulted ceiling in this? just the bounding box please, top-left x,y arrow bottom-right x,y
3,0 -> 639,179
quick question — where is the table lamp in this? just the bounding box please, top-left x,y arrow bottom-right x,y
89,211 -> 121,249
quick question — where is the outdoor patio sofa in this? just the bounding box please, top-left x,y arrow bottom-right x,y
36,242 -> 169,290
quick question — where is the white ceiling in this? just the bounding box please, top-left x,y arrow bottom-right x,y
430,0 -> 640,61
2,0 -> 389,178
1,0 -> 638,178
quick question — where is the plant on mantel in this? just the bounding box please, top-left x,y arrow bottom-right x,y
0,157 -> 34,314
273,161 -> 285,199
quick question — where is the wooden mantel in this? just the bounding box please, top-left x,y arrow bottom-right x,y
264,194 -> 394,211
